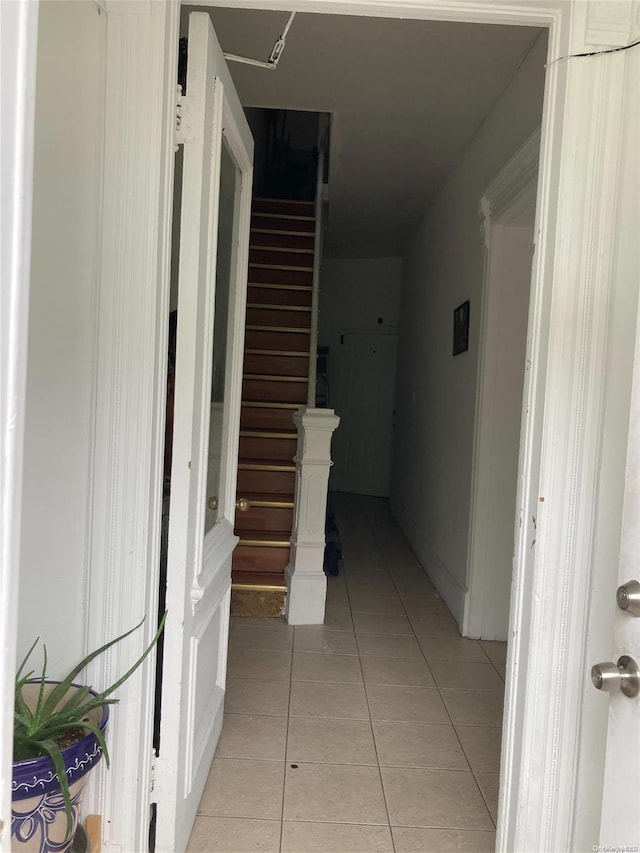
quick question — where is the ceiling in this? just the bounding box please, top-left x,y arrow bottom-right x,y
188,7 -> 544,257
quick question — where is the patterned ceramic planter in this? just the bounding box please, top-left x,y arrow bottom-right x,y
12,685 -> 109,853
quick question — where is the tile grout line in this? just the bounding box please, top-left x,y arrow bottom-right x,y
360,498 -> 489,841
278,625 -> 295,852
472,769 -> 499,830
363,498 -> 504,766
199,496 -> 504,849
356,495 -> 496,836
345,496 -> 397,852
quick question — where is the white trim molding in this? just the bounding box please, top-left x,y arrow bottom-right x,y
583,0 -> 636,46
499,3 -> 640,851
480,129 -> 540,237
0,1 -> 39,846
84,3 -> 179,850
464,129 -> 540,642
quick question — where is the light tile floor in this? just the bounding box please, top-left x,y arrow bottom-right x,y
188,494 -> 506,852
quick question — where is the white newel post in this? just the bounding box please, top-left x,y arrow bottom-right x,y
285,407 -> 340,624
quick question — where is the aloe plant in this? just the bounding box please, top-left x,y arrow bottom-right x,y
14,614 -> 166,837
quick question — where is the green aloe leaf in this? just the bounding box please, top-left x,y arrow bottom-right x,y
33,644 -> 48,722
58,684 -> 94,716
81,613 -> 167,706
40,618 -> 146,717
15,637 -> 39,683
15,612 -> 166,833
35,738 -> 74,839
14,687 -> 32,728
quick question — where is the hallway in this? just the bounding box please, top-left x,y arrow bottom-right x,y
187,493 -> 506,852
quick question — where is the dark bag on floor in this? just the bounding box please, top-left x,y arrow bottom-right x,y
324,508 -> 342,576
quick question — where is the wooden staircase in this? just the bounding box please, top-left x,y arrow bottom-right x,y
232,197 -> 316,610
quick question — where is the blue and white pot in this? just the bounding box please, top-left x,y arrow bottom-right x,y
12,684 -> 109,853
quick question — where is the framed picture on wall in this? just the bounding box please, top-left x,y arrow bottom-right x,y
453,300 -> 470,355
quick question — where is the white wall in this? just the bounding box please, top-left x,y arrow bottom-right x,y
319,257 -> 403,496
391,33 -> 547,623
18,1 -> 106,676
320,257 -> 403,342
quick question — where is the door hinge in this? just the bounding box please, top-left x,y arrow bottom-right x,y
149,748 -> 158,802
175,85 -> 184,149
175,85 -> 198,147
149,750 -> 171,804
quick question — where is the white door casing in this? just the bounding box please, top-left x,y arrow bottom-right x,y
62,0 -> 639,850
464,130 -> 538,642
499,4 -> 640,849
155,12 -> 252,852
0,1 -> 39,847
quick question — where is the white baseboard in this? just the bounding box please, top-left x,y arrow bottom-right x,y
389,496 -> 465,627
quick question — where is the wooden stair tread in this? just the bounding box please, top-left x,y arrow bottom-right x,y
245,329 -> 313,348
237,492 -> 294,507
237,460 -> 295,472
243,373 -> 308,383
248,288 -> 312,309
254,197 -> 314,206
247,268 -> 313,287
251,227 -> 316,237
243,360 -> 308,378
248,282 -> 312,292
251,211 -> 314,221
251,244 -> 314,254
242,383 -> 307,405
231,572 -> 286,590
246,325 -> 310,334
247,303 -> 312,312
245,348 -> 309,357
238,458 -> 296,471
240,429 -> 296,439
233,545 -> 290,563
240,409 -> 296,430
246,321 -> 311,335
238,530 -> 291,544
237,474 -> 295,493
242,401 -> 300,409
251,222 -> 314,235
252,199 -> 315,219
249,262 -> 313,272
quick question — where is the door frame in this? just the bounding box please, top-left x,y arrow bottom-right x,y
0,1 -> 39,846
463,128 -> 539,642
77,1 -> 639,851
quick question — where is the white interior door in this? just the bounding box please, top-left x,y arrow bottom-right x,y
155,13 -> 253,852
598,326 -> 640,846
331,332 -> 398,497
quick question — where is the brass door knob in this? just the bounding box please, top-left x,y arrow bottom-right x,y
207,496 -> 218,511
235,497 -> 250,512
